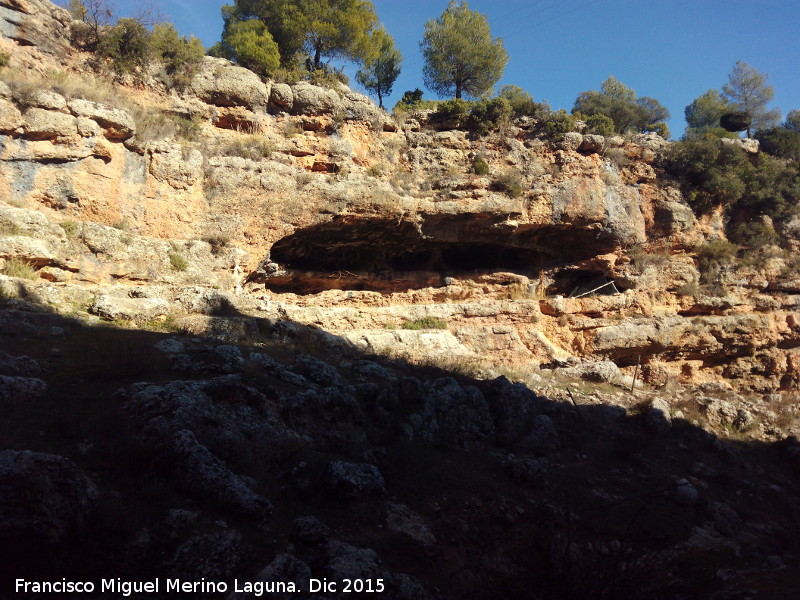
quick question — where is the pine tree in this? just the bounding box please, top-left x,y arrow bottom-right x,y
420,1 -> 508,99
355,26 -> 401,108
722,61 -> 781,137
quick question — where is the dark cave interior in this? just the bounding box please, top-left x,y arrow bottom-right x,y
264,217 -> 620,295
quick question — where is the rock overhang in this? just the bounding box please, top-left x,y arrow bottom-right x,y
260,213 -> 625,294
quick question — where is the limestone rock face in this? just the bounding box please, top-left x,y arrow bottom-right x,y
0,98 -> 23,133
0,0 -> 72,54
721,137 -> 760,154
146,142 -> 203,189
191,57 -> 271,109
67,99 -> 136,140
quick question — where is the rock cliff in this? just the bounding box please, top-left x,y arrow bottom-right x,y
2,3 -> 800,597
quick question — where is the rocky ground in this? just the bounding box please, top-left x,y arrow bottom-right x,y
2,1 -> 800,598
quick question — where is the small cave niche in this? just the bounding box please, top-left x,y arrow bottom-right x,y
547,269 -> 619,297
263,217 -> 621,295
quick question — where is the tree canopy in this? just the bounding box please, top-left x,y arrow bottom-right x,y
219,0 -> 381,74
722,60 -> 780,137
420,1 -> 508,100
356,26 -> 401,108
683,89 -> 733,138
573,76 -> 670,136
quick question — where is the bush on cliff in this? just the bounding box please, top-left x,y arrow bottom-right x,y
662,136 -> 800,246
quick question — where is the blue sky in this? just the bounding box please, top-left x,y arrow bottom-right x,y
115,0 -> 800,137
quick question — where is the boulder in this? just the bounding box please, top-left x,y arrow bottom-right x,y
487,376 -> 540,447
0,374 -> 46,409
701,398 -> 738,427
509,456 -> 548,485
170,531 -> 242,582
227,554 -> 312,600
654,197 -> 697,234
291,354 -> 346,388
517,415 -> 560,455
674,478 -> 698,506
721,137 -> 760,154
562,132 -> 583,151
22,107 -> 77,140
90,295 -> 171,322
386,503 -> 436,548
291,82 -> 343,116
67,99 -> 136,140
191,57 -> 270,109
632,132 -> 669,152
559,360 -> 622,384
412,377 -> 494,448
579,134 -> 605,153
646,397 -> 672,433
28,89 -> 67,111
0,450 -> 98,543
0,351 -> 40,376
269,83 -> 294,112
325,461 -> 386,496
146,425 -> 272,519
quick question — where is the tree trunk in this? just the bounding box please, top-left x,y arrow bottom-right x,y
455,82 -> 462,99
313,45 -> 322,71
378,91 -> 383,109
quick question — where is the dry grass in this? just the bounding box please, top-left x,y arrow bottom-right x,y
0,67 -> 204,144
2,257 -> 38,279
210,134 -> 274,161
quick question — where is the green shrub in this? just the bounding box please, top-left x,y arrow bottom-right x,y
309,67 -> 349,88
493,171 -> 524,198
220,19 -> 281,77
585,113 -> 615,136
472,154 -> 490,176
661,136 -> 751,216
401,316 -> 448,330
433,98 -> 470,126
169,115 -> 203,140
729,221 -> 780,248
604,147 -> 629,167
662,136 -> 800,226
2,257 -> 38,279
498,84 -> 549,119
465,97 -> 512,136
393,89 -> 425,113
202,235 -> 230,255
540,110 -> 577,141
756,126 -> 800,161
281,119 -> 302,138
694,239 -> 738,283
168,252 -> 188,272
97,18 -> 152,77
60,220 -> 79,238
0,51 -> 9,68
0,284 -> 18,303
150,23 -> 205,90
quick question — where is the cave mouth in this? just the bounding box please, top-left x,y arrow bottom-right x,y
547,269 -> 619,297
263,218 -> 619,294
